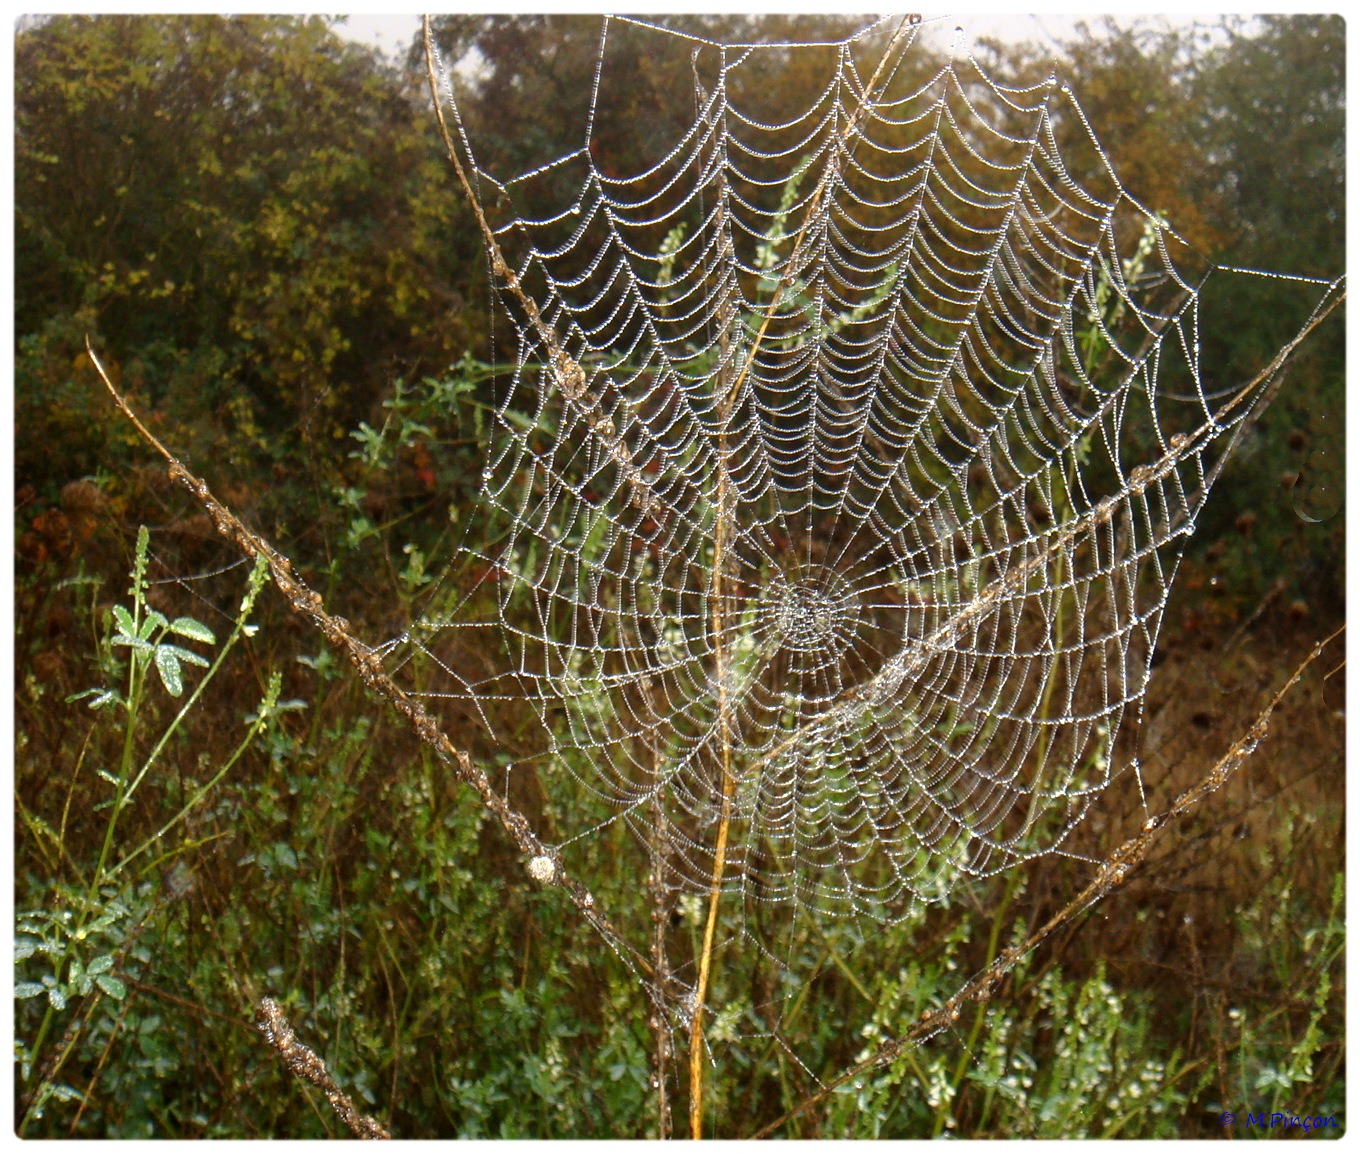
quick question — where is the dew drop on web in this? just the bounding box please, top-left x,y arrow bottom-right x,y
1292,444 -> 1342,523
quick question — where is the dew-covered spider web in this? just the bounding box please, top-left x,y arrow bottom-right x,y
393,15 -> 1335,925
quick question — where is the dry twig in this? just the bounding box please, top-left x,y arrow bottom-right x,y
747,624 -> 1342,1139
256,997 -> 390,1140
86,344 -> 647,980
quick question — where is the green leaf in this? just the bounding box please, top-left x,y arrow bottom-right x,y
156,643 -> 210,668
111,603 -> 136,638
67,687 -> 122,710
154,647 -> 184,696
94,974 -> 127,1000
15,981 -> 46,999
88,954 -> 114,975
15,937 -> 40,962
169,616 -> 216,645
47,986 -> 68,1010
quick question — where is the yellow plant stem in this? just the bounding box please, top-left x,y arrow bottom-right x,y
685,32 -> 919,1127
690,421 -> 735,1139
689,774 -> 735,1138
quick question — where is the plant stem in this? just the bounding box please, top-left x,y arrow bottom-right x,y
117,560 -> 266,818
112,672 -> 280,877
689,324 -> 737,1139
646,745 -> 674,1138
24,542 -> 154,1114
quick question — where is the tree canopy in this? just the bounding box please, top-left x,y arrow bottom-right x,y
15,13 -> 1343,615
16,15 -> 480,463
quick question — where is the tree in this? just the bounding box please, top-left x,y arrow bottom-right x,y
1185,16 -> 1345,615
1195,16 -> 1343,279
977,17 -> 1344,618
16,15 -> 481,479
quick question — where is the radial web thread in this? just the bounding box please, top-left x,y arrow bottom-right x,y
394,16 -> 1335,922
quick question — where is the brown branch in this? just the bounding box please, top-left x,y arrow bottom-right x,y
420,18 -> 662,520
256,997 -> 390,1140
688,313 -> 738,1139
697,275 -> 1349,792
86,344 -> 652,986
747,624 -> 1341,1139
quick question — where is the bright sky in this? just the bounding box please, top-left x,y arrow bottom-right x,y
332,14 -> 421,60
330,12 -> 1097,63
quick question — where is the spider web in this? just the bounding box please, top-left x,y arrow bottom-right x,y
396,16 -> 1322,923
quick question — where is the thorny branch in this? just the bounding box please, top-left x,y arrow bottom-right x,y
85,340 -> 1341,1138
747,623 -> 1342,1139
256,997 -> 390,1139
420,18 -> 664,522
86,345 -> 661,979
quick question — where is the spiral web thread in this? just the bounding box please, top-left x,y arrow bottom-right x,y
398,16 -> 1318,923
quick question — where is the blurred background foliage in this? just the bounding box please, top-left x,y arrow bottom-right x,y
14,14 -> 1343,1138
